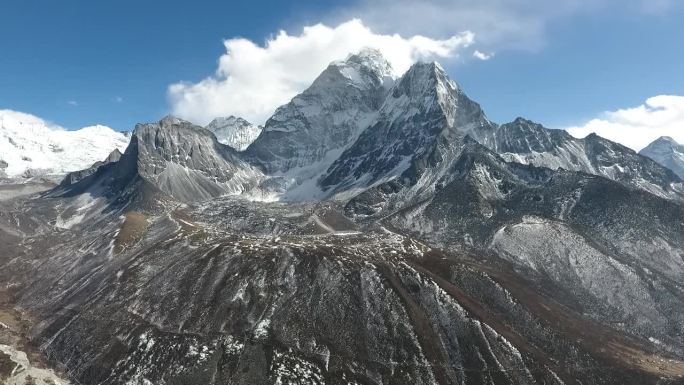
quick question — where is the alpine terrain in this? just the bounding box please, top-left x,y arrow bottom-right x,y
205,116 -> 263,151
1,49 -> 683,385
0,109 -> 130,183
640,136 -> 684,179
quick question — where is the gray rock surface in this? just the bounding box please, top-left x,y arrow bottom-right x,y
490,118 -> 683,200
640,136 -> 684,179
245,48 -> 395,179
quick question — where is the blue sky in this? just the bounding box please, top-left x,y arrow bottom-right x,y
2,0 -> 683,149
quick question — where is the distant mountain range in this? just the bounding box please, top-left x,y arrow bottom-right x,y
0,110 -> 130,182
0,111 -> 267,183
1,49 -> 683,385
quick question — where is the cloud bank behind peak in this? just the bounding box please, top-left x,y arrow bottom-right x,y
168,19 -> 474,126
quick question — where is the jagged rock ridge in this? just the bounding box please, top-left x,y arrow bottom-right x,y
320,62 -> 495,198
489,118 -> 683,200
55,115 -> 266,207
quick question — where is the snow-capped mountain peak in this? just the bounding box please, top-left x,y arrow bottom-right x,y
206,116 -> 250,129
330,47 -> 396,85
640,136 -> 684,179
319,60 -> 495,196
0,109 -> 130,181
386,61 -> 493,142
205,116 -> 262,151
655,136 -> 678,144
393,61 -> 456,96
245,48 -> 396,175
299,47 -> 396,103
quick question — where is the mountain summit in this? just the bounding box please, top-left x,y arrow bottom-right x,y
320,60 -> 495,196
245,48 -> 395,178
205,116 -> 262,151
640,136 -> 684,178
489,118 -> 684,199
58,115 -> 265,206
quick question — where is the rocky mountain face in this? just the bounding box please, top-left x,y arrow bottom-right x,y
245,48 -> 395,180
54,115 -> 266,208
246,49 -> 681,204
1,51 -> 684,385
320,62 -> 495,198
349,138 -> 684,350
130,116 -> 264,202
0,109 -> 129,182
489,118 -> 684,200
205,116 -> 262,151
316,61 -> 682,206
640,136 -> 684,179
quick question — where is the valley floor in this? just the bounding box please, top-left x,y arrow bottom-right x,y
0,289 -> 69,385
0,187 -> 683,384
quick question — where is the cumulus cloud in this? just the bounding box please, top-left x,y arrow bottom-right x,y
565,95 -> 684,151
168,19 -> 474,125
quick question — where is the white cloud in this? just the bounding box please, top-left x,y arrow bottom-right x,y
114,96 -> 123,103
473,50 -> 493,60
168,19 -> 474,125
565,95 -> 684,151
67,100 -> 78,106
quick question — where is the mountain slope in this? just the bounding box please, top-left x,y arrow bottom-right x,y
205,116 -> 262,151
490,118 -> 683,200
4,190 -> 682,385
348,138 -> 684,356
320,62 -> 495,198
0,109 -> 129,181
56,115 -> 265,207
317,61 -> 681,204
244,48 -> 395,181
640,136 -> 684,179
